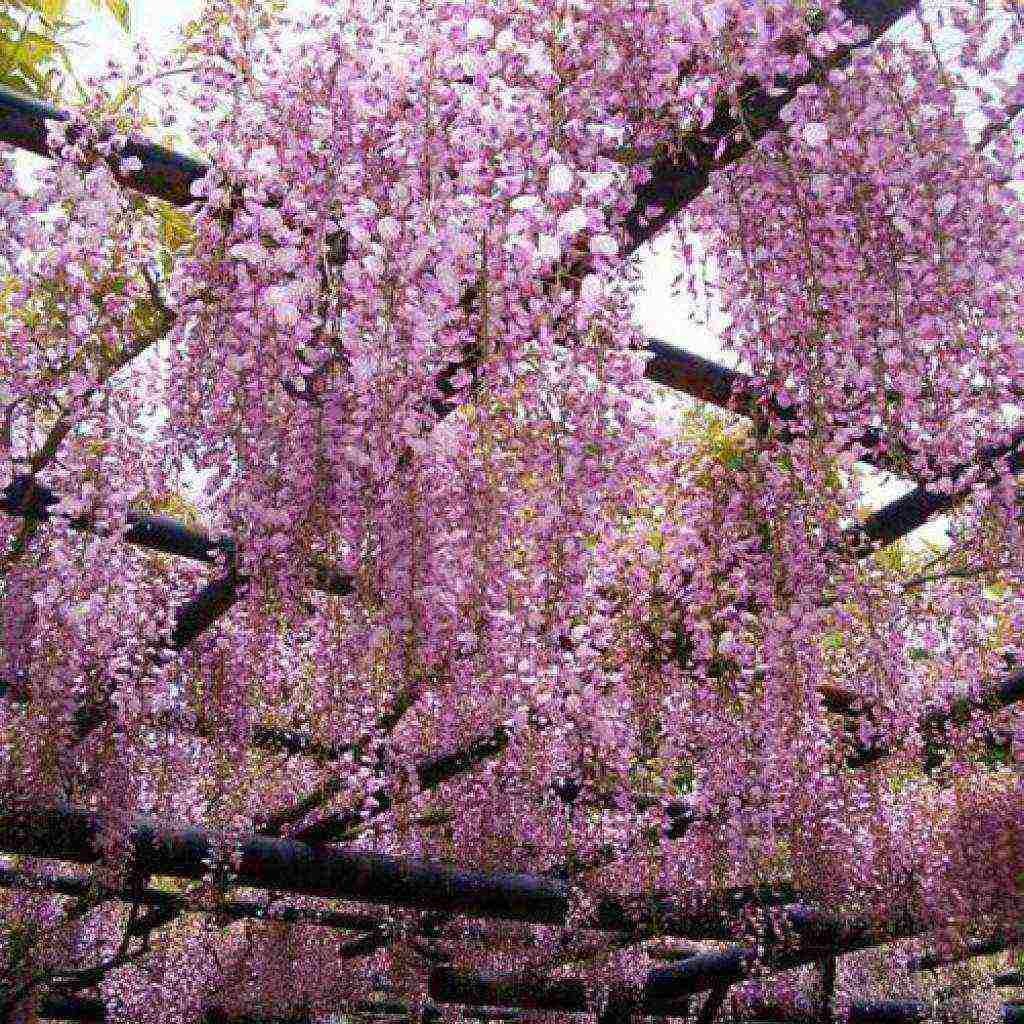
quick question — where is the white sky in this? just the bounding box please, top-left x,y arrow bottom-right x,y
63,0 -> 931,521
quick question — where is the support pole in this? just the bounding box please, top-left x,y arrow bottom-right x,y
819,957 -> 837,1024
696,985 -> 731,1024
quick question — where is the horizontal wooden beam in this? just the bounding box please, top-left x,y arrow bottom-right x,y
288,659 -> 1024,846
0,0 -> 918,239
644,341 -> 745,410
0,84 -> 207,206
429,920 -> 931,1012
0,866 -> 381,932
0,0 -> 922,451
0,475 -> 353,600
854,430 -> 1024,551
848,1002 -> 927,1024
32,987 -> 931,1024
909,927 -> 1024,972
284,727 -> 509,843
38,995 -> 106,1022
623,0 -> 918,248
0,804 -> 800,936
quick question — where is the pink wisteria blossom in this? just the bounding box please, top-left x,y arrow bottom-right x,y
0,0 -> 1021,1019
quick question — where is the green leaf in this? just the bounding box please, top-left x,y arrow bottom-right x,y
822,630 -> 845,651
156,202 -> 194,253
0,0 -> 129,99
21,0 -> 70,26
0,2 -> 74,98
9,28 -> 60,68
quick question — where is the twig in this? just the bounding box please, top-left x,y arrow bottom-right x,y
901,564 -> 1013,590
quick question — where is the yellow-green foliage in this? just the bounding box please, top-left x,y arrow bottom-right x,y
0,0 -> 129,97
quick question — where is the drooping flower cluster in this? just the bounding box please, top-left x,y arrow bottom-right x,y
0,0 -> 1022,1020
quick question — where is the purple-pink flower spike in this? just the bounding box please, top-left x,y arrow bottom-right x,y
0,0 -> 1021,1021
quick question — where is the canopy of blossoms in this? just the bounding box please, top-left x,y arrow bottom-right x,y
0,0 -> 1022,1021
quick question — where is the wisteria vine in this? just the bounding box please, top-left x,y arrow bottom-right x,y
0,0 -> 1022,1021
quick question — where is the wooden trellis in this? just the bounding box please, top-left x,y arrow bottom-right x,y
0,0 -> 1021,1020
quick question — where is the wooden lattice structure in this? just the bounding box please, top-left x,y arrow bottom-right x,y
0,0 -> 1022,1020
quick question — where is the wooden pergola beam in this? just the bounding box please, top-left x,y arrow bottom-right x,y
0,866 -> 381,932
910,928 -> 1024,972
0,803 -> 800,936
429,953 -> 932,1015
0,84 -> 207,205
38,994 -> 106,1022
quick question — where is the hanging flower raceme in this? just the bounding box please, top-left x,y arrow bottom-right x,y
0,0 -> 1021,1017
